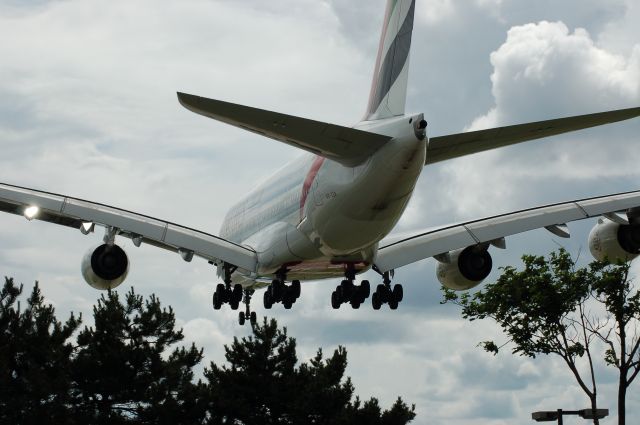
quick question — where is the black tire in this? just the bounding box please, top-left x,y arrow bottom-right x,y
232,284 -> 243,303
389,299 -> 399,310
216,283 -> 226,303
263,291 -> 273,309
271,279 -> 283,301
291,280 -> 301,299
392,284 -> 404,303
230,300 -> 240,311
331,290 -> 341,309
238,312 -> 245,326
360,280 -> 370,299
212,292 -> 222,310
372,292 -> 382,310
376,284 -> 387,302
283,299 -> 293,310
350,298 -> 361,309
250,311 -> 257,325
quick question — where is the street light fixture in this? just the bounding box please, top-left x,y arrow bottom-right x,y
532,409 -> 609,424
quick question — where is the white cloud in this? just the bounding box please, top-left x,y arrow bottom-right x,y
2,2 -> 640,424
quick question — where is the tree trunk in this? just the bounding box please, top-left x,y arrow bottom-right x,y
590,394 -> 600,425
618,374 -> 626,425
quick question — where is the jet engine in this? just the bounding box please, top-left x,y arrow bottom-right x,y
436,246 -> 492,291
81,243 -> 130,290
588,217 -> 640,262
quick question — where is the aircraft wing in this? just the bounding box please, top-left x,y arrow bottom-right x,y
0,182 -> 257,271
177,92 -> 392,167
374,189 -> 640,272
426,106 -> 640,165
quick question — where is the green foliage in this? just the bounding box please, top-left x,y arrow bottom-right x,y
71,288 -> 205,424
442,248 -> 640,424
0,277 -> 81,425
442,249 -> 594,359
0,278 -> 417,425
205,317 -> 416,425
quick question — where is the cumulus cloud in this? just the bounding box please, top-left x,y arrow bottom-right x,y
2,1 -> 640,424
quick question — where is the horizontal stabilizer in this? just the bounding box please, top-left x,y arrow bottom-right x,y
178,92 -> 392,166
426,106 -> 640,165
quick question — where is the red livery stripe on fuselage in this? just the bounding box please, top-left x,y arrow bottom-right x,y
299,156 -> 326,221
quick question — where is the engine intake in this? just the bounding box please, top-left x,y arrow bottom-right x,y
589,218 -> 640,262
81,243 -> 130,290
436,246 -> 492,291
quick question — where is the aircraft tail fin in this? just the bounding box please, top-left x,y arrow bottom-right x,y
178,92 -> 392,166
364,0 -> 416,121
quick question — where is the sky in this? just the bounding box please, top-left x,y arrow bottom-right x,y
1,0 -> 639,423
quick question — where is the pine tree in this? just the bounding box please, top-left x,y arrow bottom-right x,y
0,277 -> 81,425
71,288 -> 206,424
204,318 -> 415,425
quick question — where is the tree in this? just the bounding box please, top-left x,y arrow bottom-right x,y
205,318 -> 416,425
71,288 -> 207,424
0,277 -> 81,425
442,249 -> 640,425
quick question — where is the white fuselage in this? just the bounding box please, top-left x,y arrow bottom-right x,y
219,114 -> 427,285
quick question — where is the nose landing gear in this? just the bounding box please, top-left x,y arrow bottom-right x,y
238,288 -> 257,326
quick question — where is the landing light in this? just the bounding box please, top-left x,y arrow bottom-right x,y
24,205 -> 39,220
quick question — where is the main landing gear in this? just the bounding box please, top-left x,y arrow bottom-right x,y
330,268 -> 370,309
212,263 -> 243,310
330,267 -> 403,310
263,270 -> 301,310
371,268 -> 403,310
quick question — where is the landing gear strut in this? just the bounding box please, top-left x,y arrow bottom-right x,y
212,263 -> 243,310
330,267 -> 371,309
263,269 -> 301,309
371,267 -> 403,310
238,289 -> 257,326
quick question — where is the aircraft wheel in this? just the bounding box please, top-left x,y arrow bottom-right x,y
360,280 -> 370,299
271,279 -> 284,301
350,298 -> 361,309
250,311 -> 257,325
232,284 -> 243,303
372,292 -> 382,310
291,280 -> 301,299
283,299 -> 293,309
238,311 -> 246,326
230,299 -> 240,310
376,284 -> 387,303
215,283 -> 226,303
263,291 -> 273,309
388,299 -> 399,310
331,290 -> 341,309
212,292 -> 222,310
393,284 -> 403,302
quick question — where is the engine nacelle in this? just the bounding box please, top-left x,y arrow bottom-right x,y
81,243 -> 130,290
589,218 -> 640,262
436,246 -> 492,291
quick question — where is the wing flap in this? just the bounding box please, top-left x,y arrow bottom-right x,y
0,182 -> 257,271
177,92 -> 392,166
375,190 -> 640,272
426,106 -> 640,165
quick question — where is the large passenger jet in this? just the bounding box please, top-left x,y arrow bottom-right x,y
2,0 -> 640,325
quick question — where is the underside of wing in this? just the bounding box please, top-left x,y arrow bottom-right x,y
375,189 -> 640,273
0,182 -> 257,272
426,106 -> 640,165
177,92 -> 392,166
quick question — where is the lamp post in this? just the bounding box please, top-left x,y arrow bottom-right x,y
532,409 -> 609,424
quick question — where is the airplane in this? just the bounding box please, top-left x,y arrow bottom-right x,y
1,0 -> 640,326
